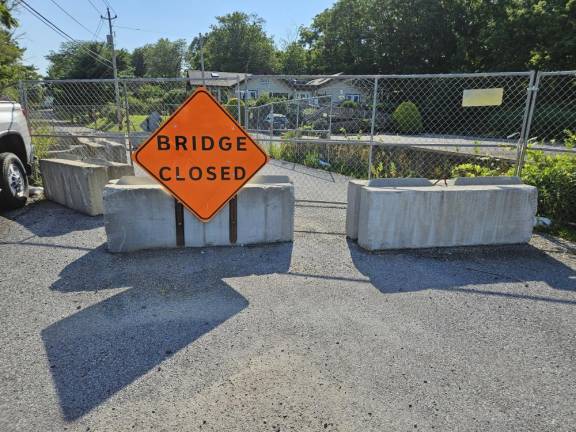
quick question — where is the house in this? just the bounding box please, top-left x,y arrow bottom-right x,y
186,71 -> 248,101
186,70 -> 369,105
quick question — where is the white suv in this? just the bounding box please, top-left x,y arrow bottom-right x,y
0,98 -> 34,209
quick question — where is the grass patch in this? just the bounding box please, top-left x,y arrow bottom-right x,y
535,223 -> 576,243
86,114 -> 158,132
30,124 -> 57,185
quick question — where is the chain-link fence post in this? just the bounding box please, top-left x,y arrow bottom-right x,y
295,100 -> 300,130
244,75 -> 249,128
328,95 -> 333,139
18,80 -> 28,110
515,71 -> 539,175
236,75 -> 241,124
368,77 -> 379,179
269,102 -> 274,147
122,81 -> 133,165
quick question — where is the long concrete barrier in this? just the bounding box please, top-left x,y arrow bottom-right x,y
46,137 -> 127,163
40,158 -> 134,216
347,177 -> 537,250
346,178 -> 433,239
103,175 -> 294,252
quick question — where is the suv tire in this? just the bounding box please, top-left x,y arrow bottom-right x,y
0,152 -> 29,209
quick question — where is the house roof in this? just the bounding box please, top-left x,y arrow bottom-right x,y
186,70 -> 249,87
186,70 -> 346,90
277,73 -> 344,90
304,73 -> 344,87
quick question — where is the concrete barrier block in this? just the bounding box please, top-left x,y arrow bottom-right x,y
239,182 -> 294,244
104,176 -> 294,252
357,183 -> 537,251
104,182 -> 176,252
46,145 -> 85,160
184,178 -> 294,247
41,158 -> 134,216
84,158 -> 134,180
101,139 -> 128,163
77,137 -> 128,163
346,178 -> 432,239
451,176 -> 522,186
346,180 -> 367,240
40,159 -> 109,216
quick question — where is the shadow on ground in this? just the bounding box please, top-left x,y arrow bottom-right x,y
1,200 -> 103,239
42,242 -> 292,421
348,239 -> 576,304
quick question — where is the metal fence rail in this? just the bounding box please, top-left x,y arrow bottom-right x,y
19,71 -> 576,220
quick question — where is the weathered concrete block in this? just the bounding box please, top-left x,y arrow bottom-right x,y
356,181 -> 537,251
40,158 -> 134,216
77,137 -> 128,163
98,139 -> 128,163
451,176 -> 522,186
346,178 -> 432,239
104,181 -> 176,252
84,158 -> 134,180
45,145 -> 85,160
184,177 -> 294,247
104,176 -> 294,252
40,159 -> 109,216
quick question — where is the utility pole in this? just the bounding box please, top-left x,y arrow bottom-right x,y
102,7 -> 122,129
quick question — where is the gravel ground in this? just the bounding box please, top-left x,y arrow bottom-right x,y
0,194 -> 575,431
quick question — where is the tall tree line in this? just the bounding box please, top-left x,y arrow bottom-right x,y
0,0 -> 37,98
45,0 -> 575,79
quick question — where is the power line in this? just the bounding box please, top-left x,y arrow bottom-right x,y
93,17 -> 103,40
86,0 -> 102,15
100,0 -> 116,16
18,0 -> 112,68
115,24 -> 160,34
48,0 -> 96,37
115,24 -> 188,38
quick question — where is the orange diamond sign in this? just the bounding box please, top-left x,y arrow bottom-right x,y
133,88 -> 268,221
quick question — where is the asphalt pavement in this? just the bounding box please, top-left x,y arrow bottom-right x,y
0,197 -> 575,431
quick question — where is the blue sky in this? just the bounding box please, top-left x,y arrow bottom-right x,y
14,0 -> 335,75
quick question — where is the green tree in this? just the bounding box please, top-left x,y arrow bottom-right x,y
131,46 -> 148,77
456,0 -> 576,71
141,38 -> 186,77
300,0 -> 576,74
0,0 -> 17,29
301,0 -> 458,74
0,1 -> 38,98
278,40 -> 309,74
46,41 -> 130,79
189,12 -> 277,73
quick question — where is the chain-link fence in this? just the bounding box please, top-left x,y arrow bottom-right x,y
519,71 -> 576,224
19,71 -> 576,222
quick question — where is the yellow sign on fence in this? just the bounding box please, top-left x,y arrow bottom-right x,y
462,88 -> 504,107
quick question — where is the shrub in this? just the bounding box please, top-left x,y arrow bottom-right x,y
340,100 -> 358,108
268,143 -> 283,160
521,149 -> 576,223
126,95 -> 147,114
303,151 -> 321,168
224,100 -> 244,122
226,97 -> 244,107
313,118 -> 328,131
254,94 -> 271,106
161,88 -> 189,112
392,101 -> 423,133
101,102 -> 119,124
450,163 -> 502,178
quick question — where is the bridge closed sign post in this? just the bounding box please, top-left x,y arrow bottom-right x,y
133,88 -> 268,221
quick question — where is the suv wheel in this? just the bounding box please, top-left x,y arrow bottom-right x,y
0,152 -> 29,209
